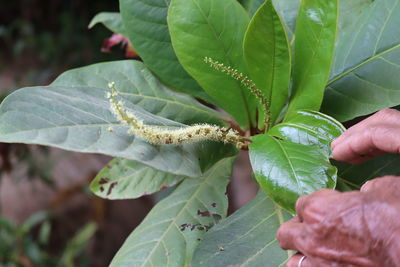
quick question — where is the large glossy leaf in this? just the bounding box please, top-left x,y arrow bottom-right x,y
168,0 -> 258,129
0,84 -> 236,177
286,0 -> 338,117
110,157 -> 234,267
334,154 -> 400,189
249,134 -> 337,213
90,158 -> 184,200
119,0 -> 210,101
268,110 -> 345,154
244,0 -> 291,126
323,0 -> 400,121
192,191 -> 292,267
53,60 -> 225,125
88,12 -> 125,34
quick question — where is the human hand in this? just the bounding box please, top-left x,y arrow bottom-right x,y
277,176 -> 400,267
331,109 -> 400,164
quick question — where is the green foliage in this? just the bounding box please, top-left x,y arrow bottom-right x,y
88,12 -> 125,34
322,0 -> 400,121
1,0 -> 400,265
91,158 -> 184,199
119,0 -> 212,101
168,0 -> 258,129
244,0 -> 291,126
192,191 -> 292,266
286,0 -> 338,117
249,134 -> 337,214
0,212 -> 95,267
110,158 -> 234,266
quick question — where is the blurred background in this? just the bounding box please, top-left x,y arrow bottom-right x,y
0,1 -> 154,266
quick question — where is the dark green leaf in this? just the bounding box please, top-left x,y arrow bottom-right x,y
192,191 -> 292,267
0,84 -> 236,177
168,0 -> 258,129
334,154 -> 400,189
91,158 -> 184,200
53,60 -> 225,125
249,134 -> 337,213
119,0 -> 210,101
110,157 -> 234,266
286,0 -> 338,117
88,12 -> 125,34
244,0 -> 291,126
268,110 -> 345,154
323,0 -> 400,121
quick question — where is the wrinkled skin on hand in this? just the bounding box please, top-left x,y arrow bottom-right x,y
277,109 -> 400,266
331,109 -> 400,164
277,176 -> 400,266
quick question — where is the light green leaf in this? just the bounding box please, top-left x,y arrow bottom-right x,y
0,84 -> 236,177
338,0 -> 373,34
168,0 -> 258,129
119,0 -> 210,101
192,191 -> 292,267
88,12 -> 125,34
268,110 -> 345,154
91,158 -> 184,200
286,0 -> 338,117
249,134 -> 337,213
53,60 -> 225,125
244,0 -> 291,126
110,157 -> 234,267
334,154 -> 400,189
323,0 -> 400,121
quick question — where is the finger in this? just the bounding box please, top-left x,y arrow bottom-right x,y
332,125 -> 400,163
296,189 -> 339,223
361,176 -> 400,193
276,219 -> 305,251
287,254 -> 312,267
332,109 -> 400,163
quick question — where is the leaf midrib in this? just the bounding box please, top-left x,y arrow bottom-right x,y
114,160 -> 226,266
327,43 -> 400,86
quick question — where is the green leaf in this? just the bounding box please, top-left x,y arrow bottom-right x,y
119,0 -> 210,101
286,0 -> 338,117
334,154 -> 400,189
110,157 -> 234,267
338,0 -> 373,34
272,0 -> 300,41
249,134 -> 337,213
88,12 -> 125,34
268,110 -> 345,154
322,0 -> 400,121
90,158 -> 184,200
192,191 -> 292,267
61,222 -> 97,267
241,0 -> 265,16
244,0 -> 291,126
53,60 -> 225,125
0,84 -> 236,177
168,0 -> 258,129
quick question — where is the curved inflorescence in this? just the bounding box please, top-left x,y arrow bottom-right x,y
204,57 -> 271,129
106,82 -> 248,148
